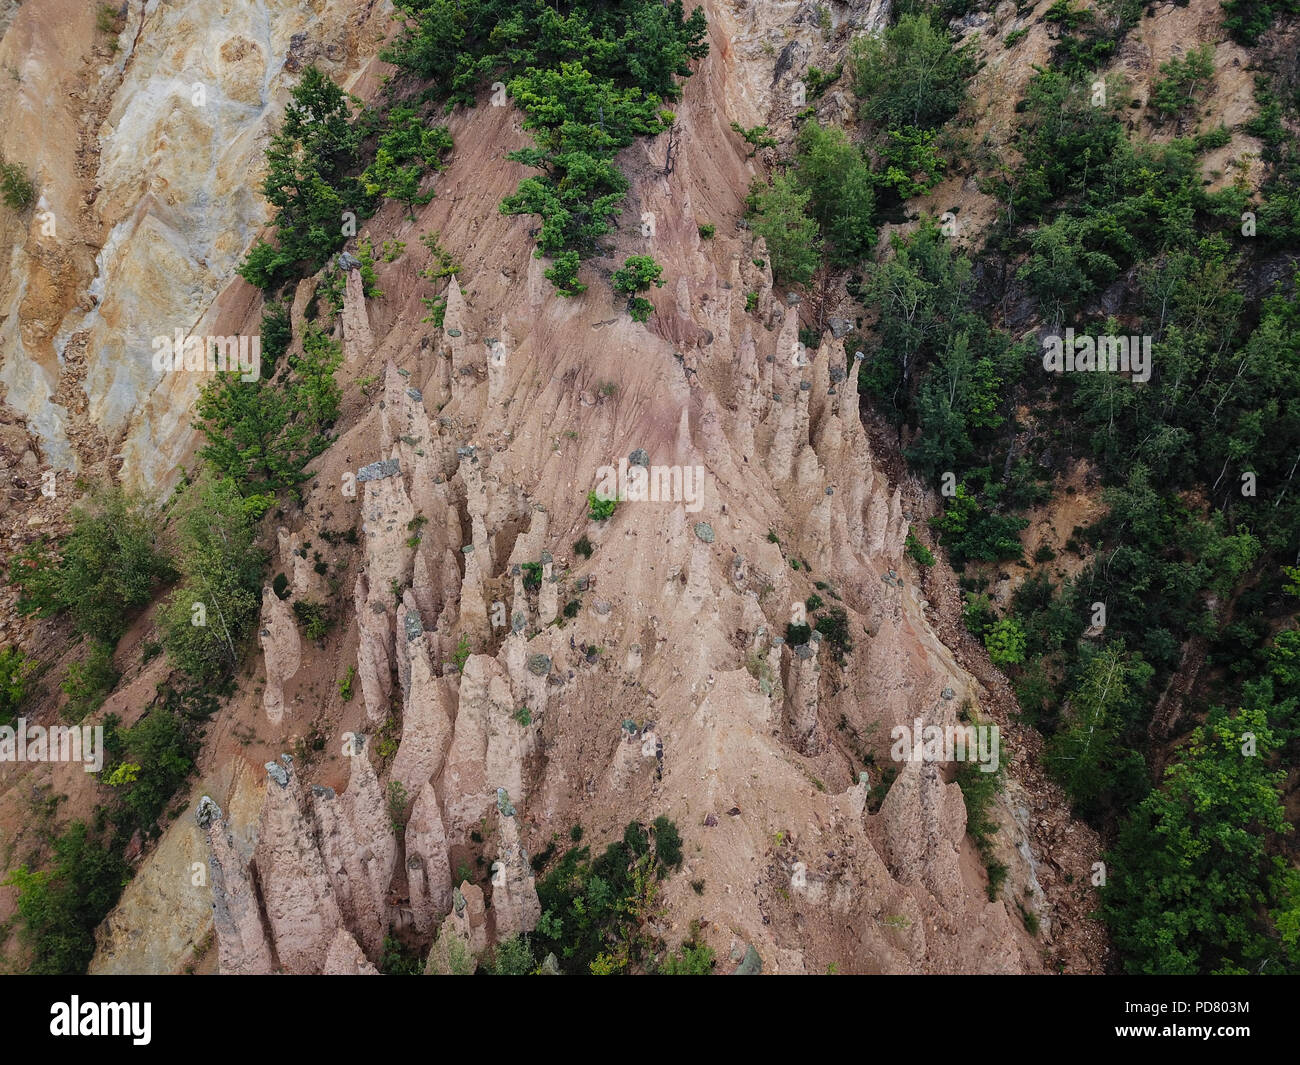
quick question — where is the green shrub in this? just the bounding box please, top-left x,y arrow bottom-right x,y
533,818 -> 683,974
0,158 -> 36,211
2,821 -> 129,974
587,490 -> 617,521
660,939 -> 715,974
112,691 -> 199,833
814,607 -> 854,664
259,301 -> 292,378
1149,44 -> 1215,122
543,250 -> 586,297
0,647 -> 34,723
387,780 -> 409,831
984,617 -> 1027,668
955,751 -> 1004,898
730,122 -> 777,157
612,255 -> 665,295
905,529 -> 935,567
485,935 -> 538,974
745,174 -> 822,286
651,815 -> 683,870
452,633 -> 471,672
379,934 -> 425,975
1220,0 -> 1297,46
962,593 -> 996,640
521,561 -> 543,592
61,641 -> 119,723
94,4 -> 119,34
612,255 -> 665,321
362,105 -> 452,217
930,485 -> 1027,566
292,599 -> 331,641
850,13 -> 974,130
7,489 -> 172,641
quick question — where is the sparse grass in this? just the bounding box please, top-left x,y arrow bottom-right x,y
95,5 -> 119,35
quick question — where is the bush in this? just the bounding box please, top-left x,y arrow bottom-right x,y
954,751 -> 1004,899
452,633 -> 471,672
962,593 -> 996,640
1149,44 -> 1215,122
362,105 -> 453,217
61,641 -> 119,723
745,174 -> 822,286
660,939 -> 715,974
2,821 -> 129,974
815,607 -> 854,664
543,250 -> 586,297
259,301 -> 292,378
984,617 -> 1027,668
386,780 -> 409,832
0,647 -> 34,723
485,934 -> 538,975
850,14 -> 974,131
905,529 -> 935,567
587,490 -> 617,521
1220,0 -> 1297,46
533,818 -> 683,974
0,158 -> 36,211
60,489 -> 172,639
379,934 -> 425,975
8,489 -> 172,641
612,255 -> 665,322
930,485 -> 1027,566
612,255 -> 665,295
293,599 -> 332,642
112,692 -> 199,833
651,815 -> 683,870
730,122 -> 777,157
